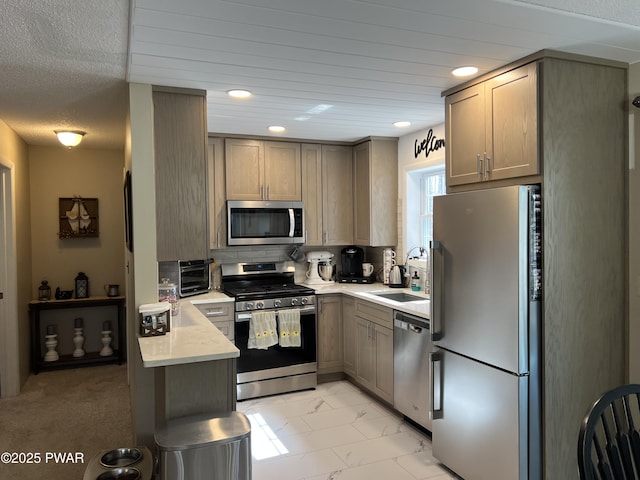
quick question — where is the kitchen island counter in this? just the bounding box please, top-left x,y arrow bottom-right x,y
137,290 -> 238,368
138,290 -> 239,423
312,283 -> 430,318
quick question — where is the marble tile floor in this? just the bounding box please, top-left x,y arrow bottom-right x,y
236,380 -> 458,480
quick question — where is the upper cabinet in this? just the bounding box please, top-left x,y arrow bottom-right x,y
445,62 -> 538,188
153,89 -> 209,261
225,139 -> 301,201
265,142 -> 302,200
207,137 -> 226,249
353,138 -> 398,246
301,144 -> 323,245
302,143 -> 353,246
321,145 -> 354,246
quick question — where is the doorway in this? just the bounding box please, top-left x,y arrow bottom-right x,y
0,160 -> 19,397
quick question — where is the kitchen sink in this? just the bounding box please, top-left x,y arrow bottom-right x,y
371,292 -> 426,302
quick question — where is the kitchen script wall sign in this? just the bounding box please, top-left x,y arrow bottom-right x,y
415,128 -> 445,159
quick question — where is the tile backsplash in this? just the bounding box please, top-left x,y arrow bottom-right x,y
209,245 -> 395,288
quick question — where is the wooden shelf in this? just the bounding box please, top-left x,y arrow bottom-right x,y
29,296 -> 125,374
38,351 -> 121,371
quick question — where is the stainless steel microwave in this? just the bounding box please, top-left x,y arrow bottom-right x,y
227,200 -> 304,246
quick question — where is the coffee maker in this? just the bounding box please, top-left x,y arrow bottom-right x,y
338,246 -> 373,283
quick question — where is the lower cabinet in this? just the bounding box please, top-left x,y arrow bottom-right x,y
342,296 -> 356,376
344,298 -> 394,404
317,294 -> 344,375
193,301 -> 234,341
354,317 -> 393,404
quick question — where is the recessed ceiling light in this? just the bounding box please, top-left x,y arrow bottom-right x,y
268,125 -> 286,133
393,121 -> 411,128
452,66 -> 478,77
227,89 -> 252,98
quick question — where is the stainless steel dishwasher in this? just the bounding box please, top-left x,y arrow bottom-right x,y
393,310 -> 432,431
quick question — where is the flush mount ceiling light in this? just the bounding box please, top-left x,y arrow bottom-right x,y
55,130 -> 85,148
393,121 -> 412,128
227,89 -> 252,98
268,125 -> 286,133
452,66 -> 479,77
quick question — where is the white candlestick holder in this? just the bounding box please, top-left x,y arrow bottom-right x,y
44,334 -> 59,362
72,327 -> 85,357
100,330 -> 113,356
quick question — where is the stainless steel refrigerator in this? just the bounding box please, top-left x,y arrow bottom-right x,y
430,185 -> 542,480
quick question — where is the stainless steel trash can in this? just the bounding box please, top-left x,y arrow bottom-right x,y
155,411 -> 251,480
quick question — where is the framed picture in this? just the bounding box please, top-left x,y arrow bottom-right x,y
58,197 -> 99,238
124,170 -> 133,252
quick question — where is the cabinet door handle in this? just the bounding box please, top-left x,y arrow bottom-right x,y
261,185 -> 264,200
477,153 -> 483,178
267,184 -> 271,200
484,152 -> 491,180
431,351 -> 443,420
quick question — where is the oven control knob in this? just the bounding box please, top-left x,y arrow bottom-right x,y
256,301 -> 264,309
301,297 -> 309,305
291,298 -> 299,306
245,302 -> 254,310
274,299 -> 282,308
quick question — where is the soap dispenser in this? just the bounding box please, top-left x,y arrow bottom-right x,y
411,271 -> 421,291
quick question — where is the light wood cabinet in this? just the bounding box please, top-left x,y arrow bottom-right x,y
224,138 -> 263,200
317,294 -> 344,375
321,145 -> 353,245
352,299 -> 393,404
442,53 -> 628,479
353,138 -> 398,246
225,139 -> 301,200
193,301 -> 234,341
265,142 -> 302,200
302,143 -> 354,246
354,318 -> 393,404
445,62 -> 538,188
153,89 -> 209,261
342,296 -> 356,376
301,144 -> 323,245
207,138 -> 226,249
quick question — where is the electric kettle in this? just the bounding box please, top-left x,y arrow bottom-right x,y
389,265 -> 406,288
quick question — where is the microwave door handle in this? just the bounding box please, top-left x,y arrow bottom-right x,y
288,208 -> 295,237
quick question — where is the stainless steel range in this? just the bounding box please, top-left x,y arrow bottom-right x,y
221,261 -> 317,400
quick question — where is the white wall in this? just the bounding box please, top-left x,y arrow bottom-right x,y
127,82 -> 158,448
397,123 -> 445,259
629,62 -> 640,383
29,146 -> 125,299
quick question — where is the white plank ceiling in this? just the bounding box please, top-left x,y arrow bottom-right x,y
1,0 -> 640,148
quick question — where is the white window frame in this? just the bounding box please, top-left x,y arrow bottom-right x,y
418,166 -> 445,252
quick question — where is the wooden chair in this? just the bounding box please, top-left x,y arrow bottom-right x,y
578,384 -> 640,479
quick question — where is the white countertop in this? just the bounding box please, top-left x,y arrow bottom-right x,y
312,282 -> 431,318
138,282 -> 429,368
137,290 -> 238,368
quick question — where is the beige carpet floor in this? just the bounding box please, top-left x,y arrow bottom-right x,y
0,363 -> 133,480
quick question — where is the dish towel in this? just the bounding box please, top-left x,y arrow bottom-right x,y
248,311 -> 278,350
278,309 -> 301,347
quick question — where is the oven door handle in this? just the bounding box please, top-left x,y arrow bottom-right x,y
288,208 -> 295,238
236,306 -> 316,322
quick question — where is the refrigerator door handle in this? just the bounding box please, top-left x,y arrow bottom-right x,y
431,351 -> 443,420
430,240 -> 443,341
